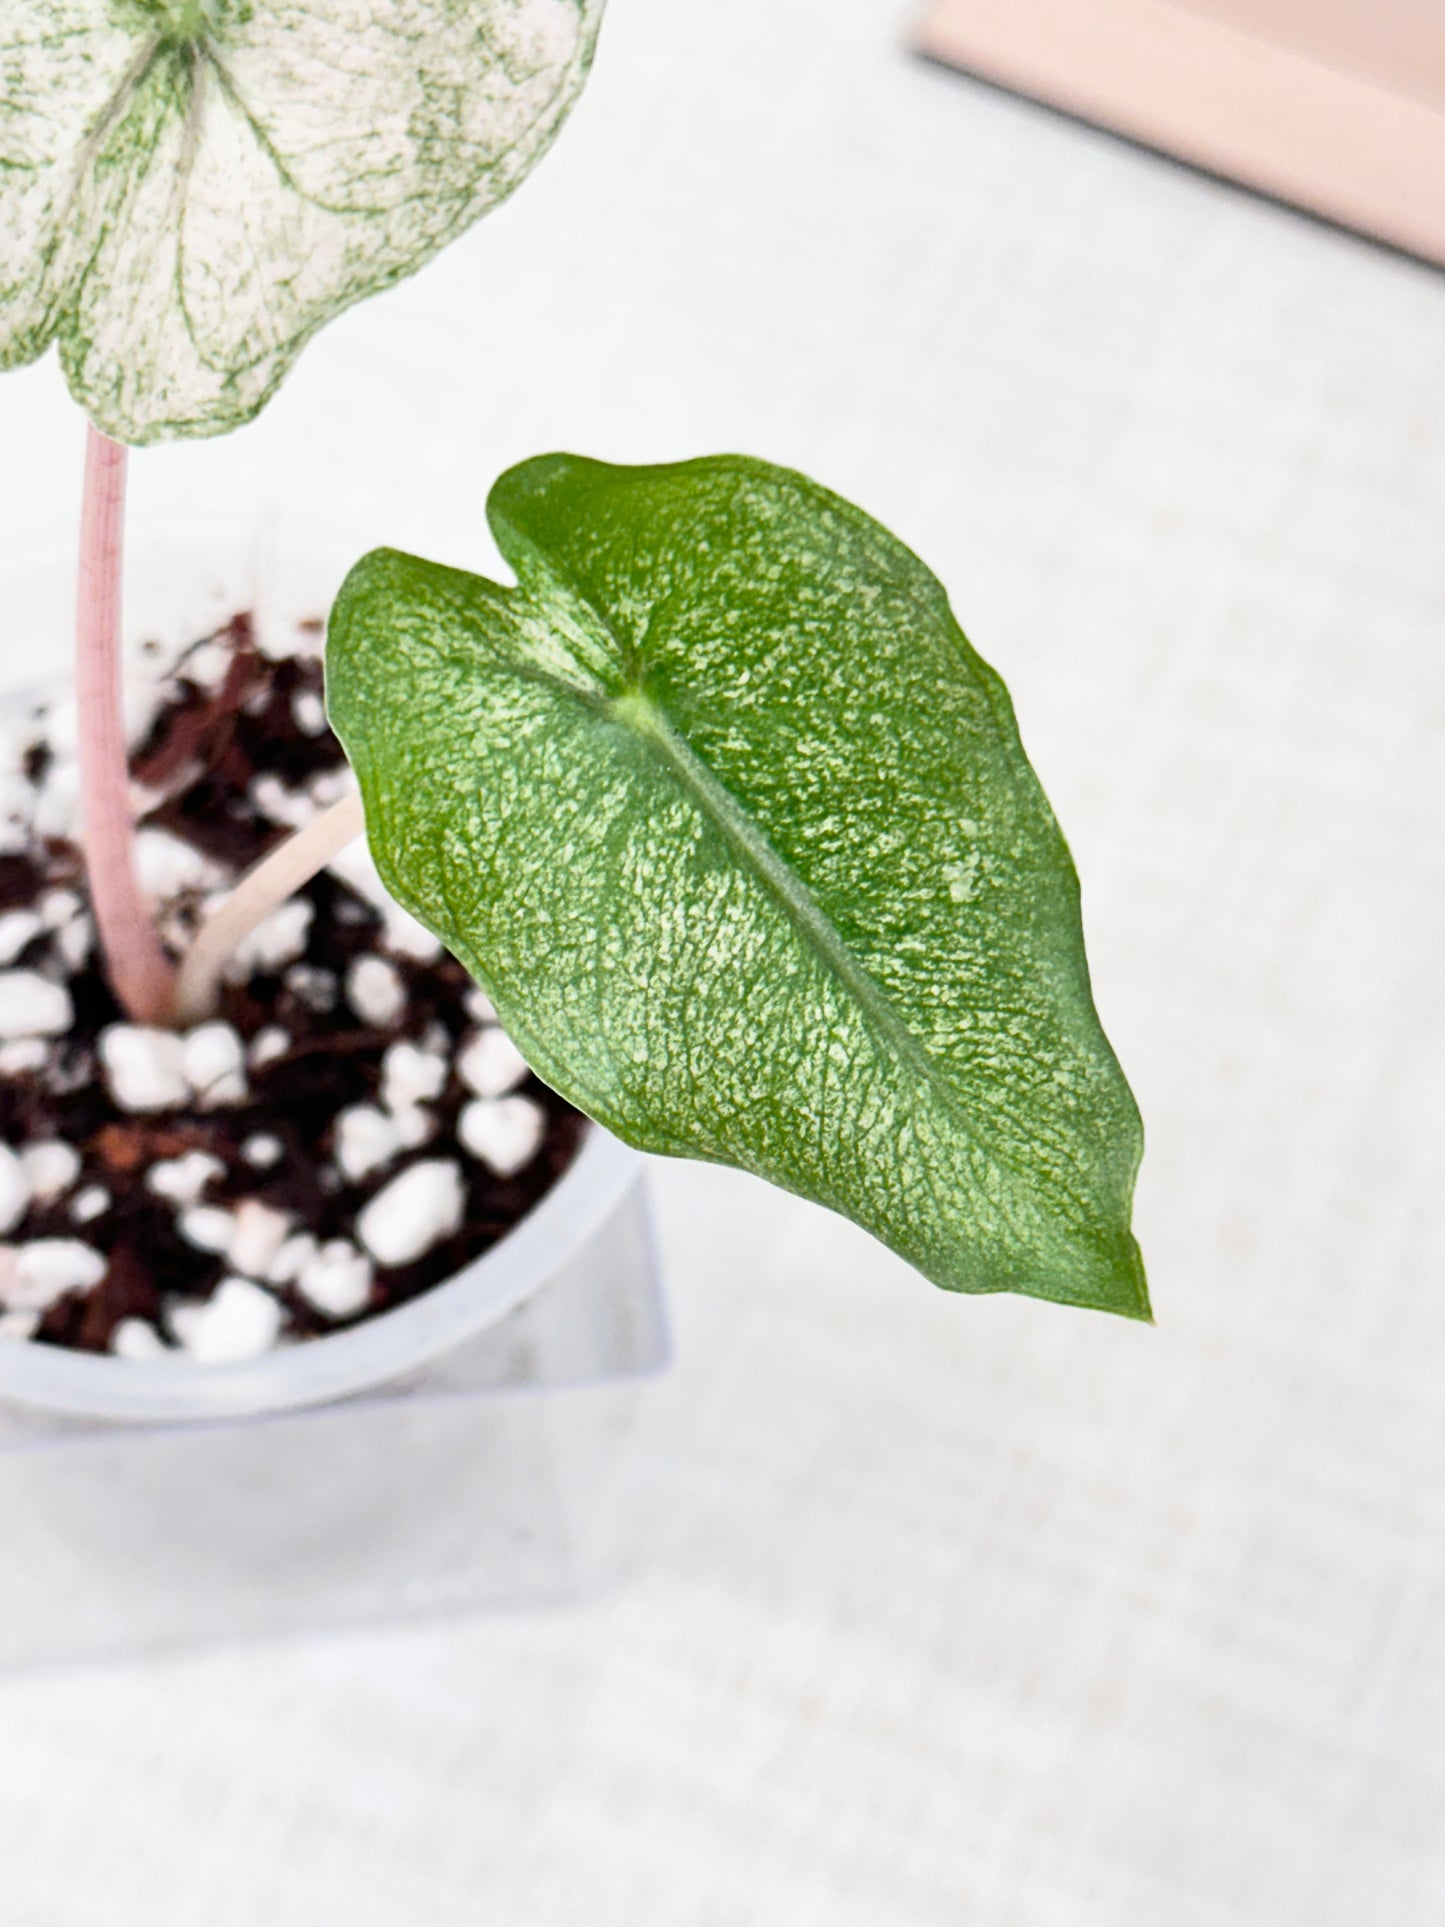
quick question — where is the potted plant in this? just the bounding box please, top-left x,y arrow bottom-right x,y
0,0 -> 1144,1658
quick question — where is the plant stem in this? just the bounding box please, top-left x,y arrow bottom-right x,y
173,790 -> 365,1024
76,425 -> 179,1026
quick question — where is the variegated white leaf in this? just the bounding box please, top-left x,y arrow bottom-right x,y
0,0 -> 602,443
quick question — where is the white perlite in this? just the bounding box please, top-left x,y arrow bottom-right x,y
0,909 -> 41,965
284,964 -> 337,1012
346,954 -> 405,1028
241,1133 -> 283,1169
457,1026 -> 530,1099
250,774 -> 315,828
0,1239 -> 106,1311
247,1026 -> 290,1069
296,1240 -> 373,1320
464,985 -> 498,1024
102,1023 -> 249,1112
457,1096 -> 546,1177
111,1317 -> 169,1361
0,1039 -> 49,1075
179,641 -> 232,692
70,1185 -> 109,1225
334,1105 -> 403,1183
134,828 -> 227,898
227,1200 -> 294,1278
224,899 -> 313,979
21,1140 -> 80,1202
381,1039 -> 448,1112
147,1150 -> 224,1206
38,889 -> 82,931
99,1025 -> 190,1112
0,1143 -> 31,1235
31,762 -> 79,840
178,1206 -> 234,1255
328,840 -> 443,961
169,1278 -> 283,1365
182,1022 -> 248,1106
54,911 -> 92,971
309,768 -> 353,809
0,970 -> 72,1040
355,1159 -> 465,1268
292,689 -> 327,736
267,1233 -> 317,1286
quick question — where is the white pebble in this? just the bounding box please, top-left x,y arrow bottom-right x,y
381,1040 -> 448,1113
0,1038 -> 48,1075
147,1150 -> 224,1206
99,1024 -> 189,1111
0,969 -> 73,1041
178,1205 -> 234,1254
0,910 -> 41,965
346,955 -> 405,1028
267,1232 -> 318,1286
0,1144 -> 31,1235
227,1200 -> 293,1278
292,689 -> 327,735
356,1159 -> 465,1269
183,1021 -> 248,1106
0,1308 -> 39,1342
334,1104 -> 402,1183
464,985 -> 498,1023
22,1140 -> 80,1201
1,1239 -> 106,1311
224,899 -> 313,978
111,1317 -> 170,1361
457,1026 -> 530,1099
296,1239 -> 373,1319
242,1133 -> 284,1169
69,1185 -> 109,1225
247,1026 -> 290,1070
169,1278 -> 283,1364
134,829 -> 226,899
457,1096 -> 546,1178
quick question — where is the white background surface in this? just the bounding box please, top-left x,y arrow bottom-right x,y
2,1 -> 1444,1920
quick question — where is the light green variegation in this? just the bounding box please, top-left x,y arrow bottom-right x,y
327,455 -> 1148,1317
0,0 -> 601,443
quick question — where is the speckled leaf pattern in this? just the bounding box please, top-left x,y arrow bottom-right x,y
327,456 -> 1148,1316
0,0 -> 601,443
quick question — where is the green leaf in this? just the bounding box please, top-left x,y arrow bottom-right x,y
0,0 -> 601,444
327,455 -> 1148,1318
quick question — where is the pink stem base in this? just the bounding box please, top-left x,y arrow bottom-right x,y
76,425 -> 178,1027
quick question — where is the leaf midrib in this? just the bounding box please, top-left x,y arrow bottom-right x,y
608,688 -> 996,1147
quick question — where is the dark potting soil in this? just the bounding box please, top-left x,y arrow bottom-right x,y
0,613 -> 584,1362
